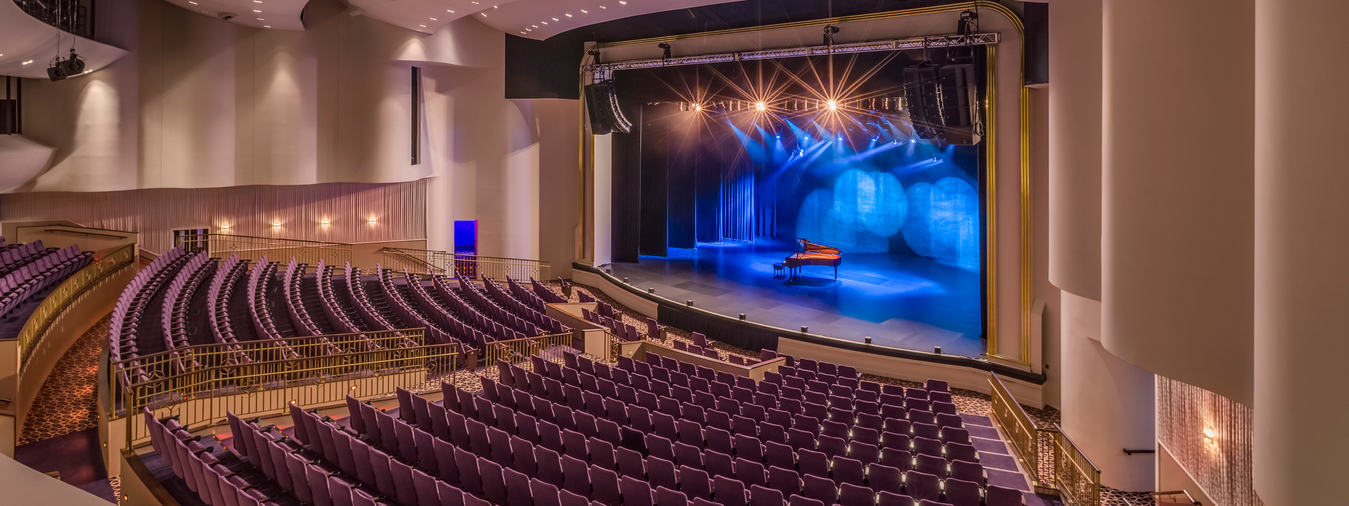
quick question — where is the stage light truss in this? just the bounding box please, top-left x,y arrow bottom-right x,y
588,33 -> 999,81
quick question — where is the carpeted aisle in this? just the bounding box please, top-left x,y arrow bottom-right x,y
14,315 -> 118,503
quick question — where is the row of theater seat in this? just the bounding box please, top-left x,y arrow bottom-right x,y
474,351 -> 1013,506
111,246 -> 192,385
529,278 -> 569,305
145,407 -> 286,506
485,276 -> 567,335
0,243 -> 90,319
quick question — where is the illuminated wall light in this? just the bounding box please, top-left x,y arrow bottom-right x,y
321,218 -> 331,226
693,104 -> 702,112
272,221 -> 281,229
22,60 -> 33,65
368,216 -> 378,225
220,224 -> 230,231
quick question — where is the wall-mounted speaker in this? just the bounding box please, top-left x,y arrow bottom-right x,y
903,64 -> 983,145
585,80 -> 632,135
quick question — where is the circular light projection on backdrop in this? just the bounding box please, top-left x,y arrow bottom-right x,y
902,177 -> 980,270
795,169 -> 899,254
860,171 -> 907,237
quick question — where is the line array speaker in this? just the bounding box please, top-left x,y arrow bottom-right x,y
585,80 -> 633,135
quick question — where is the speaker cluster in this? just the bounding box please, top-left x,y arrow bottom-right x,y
47,49 -> 86,82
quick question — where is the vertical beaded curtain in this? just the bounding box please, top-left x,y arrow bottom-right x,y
1156,376 -> 1260,506
0,180 -> 428,254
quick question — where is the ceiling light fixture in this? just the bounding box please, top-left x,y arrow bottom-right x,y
263,25 -> 270,27
22,60 -> 32,65
253,9 -> 261,12
447,9 -> 455,12
189,0 -> 196,3
756,102 -> 766,111
599,5 -> 606,8
581,9 -> 587,13
430,17 -> 436,20
256,17 -> 263,20
552,17 -> 558,21
565,13 -> 572,17
619,1 -> 626,4
420,24 -> 427,27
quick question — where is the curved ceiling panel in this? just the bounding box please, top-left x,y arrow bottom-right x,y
0,1 -> 129,79
350,0 -> 740,39
349,0 -> 524,35
478,0 -> 742,40
159,0 -> 308,31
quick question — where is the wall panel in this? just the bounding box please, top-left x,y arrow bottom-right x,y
0,180 -> 427,254
1156,376 -> 1258,506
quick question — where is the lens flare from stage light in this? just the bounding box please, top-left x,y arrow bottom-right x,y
693,103 -> 702,112
755,101 -> 766,111
827,100 -> 839,111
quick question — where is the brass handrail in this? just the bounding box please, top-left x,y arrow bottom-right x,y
377,246 -> 550,281
19,243 -> 138,369
1051,423 -> 1103,506
989,372 -> 1041,486
176,233 -> 353,269
479,332 -> 573,369
112,327 -> 467,449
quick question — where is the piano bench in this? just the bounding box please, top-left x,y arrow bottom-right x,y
773,263 -> 785,277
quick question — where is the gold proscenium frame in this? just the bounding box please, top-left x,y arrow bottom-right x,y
577,2 -> 1032,365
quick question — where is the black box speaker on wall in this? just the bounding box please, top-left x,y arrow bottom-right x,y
903,64 -> 983,145
585,80 -> 632,135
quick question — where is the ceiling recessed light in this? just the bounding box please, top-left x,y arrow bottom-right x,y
552,17 -> 558,21
525,28 -> 531,31
420,24 -> 426,27
447,9 -> 455,13
256,17 -> 263,20
480,12 -> 486,16
263,25 -> 270,27
430,17 -> 436,20
565,13 -> 572,17
520,31 -> 526,34
599,5 -> 606,8
22,60 -> 33,65
253,9 -> 261,12
619,1 -> 626,4
470,1 -> 478,3
540,21 -> 547,24
580,9 -> 587,13
188,0 -> 196,3
531,24 -> 537,27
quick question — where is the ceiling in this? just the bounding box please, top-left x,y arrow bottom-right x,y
159,0 -> 308,31
348,0 -> 742,38
0,0 -> 129,79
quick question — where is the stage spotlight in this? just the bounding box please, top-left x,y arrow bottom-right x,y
694,103 -> 702,112
826,100 -> 838,111
658,42 -> 672,62
755,101 -> 766,111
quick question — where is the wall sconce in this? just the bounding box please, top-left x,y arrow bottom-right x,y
368,216 -> 378,225
321,218 -> 331,227
220,224 -> 230,231
272,221 -> 281,230
1203,426 -> 1214,441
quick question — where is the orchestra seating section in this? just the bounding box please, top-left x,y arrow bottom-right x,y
109,247 -> 569,387
141,342 -> 1029,506
0,238 -> 94,340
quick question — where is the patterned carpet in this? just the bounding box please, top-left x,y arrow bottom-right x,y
19,315 -> 109,445
1103,487 -> 1155,505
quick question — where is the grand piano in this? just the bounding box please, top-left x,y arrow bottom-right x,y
783,238 -> 843,279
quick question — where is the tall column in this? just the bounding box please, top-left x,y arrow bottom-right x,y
1100,0 -> 1254,406
1253,1 -> 1349,504
1050,0 -> 1155,491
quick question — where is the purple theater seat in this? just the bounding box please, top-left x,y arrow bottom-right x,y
838,483 -> 873,506
481,458 -> 509,505
706,410 -> 732,432
950,459 -> 986,486
877,492 -> 915,506
705,450 -> 734,478
490,426 -> 515,468
707,427 -> 734,456
589,437 -> 616,470
913,422 -> 941,441
831,456 -> 865,486
540,421 -> 565,453
518,414 -> 541,445
647,434 -> 675,463
800,474 -> 836,505
759,423 -> 787,445
412,469 -> 441,506
913,436 -> 944,458
916,453 -> 948,478
820,421 -> 849,440
766,465 -> 801,498
368,448 -> 397,499
591,465 -> 621,505
679,466 -> 713,500
621,475 -> 654,506
797,449 -> 829,478
985,485 -> 1023,506
615,447 -> 645,478
943,477 -> 982,506
647,456 -> 678,491
562,455 -> 591,498
467,418 -> 492,458
787,428 -> 816,453
735,434 -> 764,464
714,476 -> 748,506
536,446 -> 564,486
880,448 -> 913,472
906,470 -> 941,502
448,410 -> 472,448
816,435 -> 847,459
910,410 -> 937,425
881,430 -> 910,451
765,441 -> 796,471
656,486 -> 690,506
432,438 -> 460,485
454,446 -> 484,495
511,435 -> 538,477
392,458 -> 421,506
674,442 -> 704,469
942,427 -> 972,445
532,478 -> 562,506
562,429 -> 589,461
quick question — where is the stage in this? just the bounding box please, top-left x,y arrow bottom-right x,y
605,238 -> 985,358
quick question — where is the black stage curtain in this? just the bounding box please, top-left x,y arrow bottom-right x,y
611,112 -> 643,263
658,304 -> 780,352
638,107 -> 669,257
667,118 -> 697,249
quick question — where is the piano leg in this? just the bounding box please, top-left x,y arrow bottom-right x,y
834,265 -> 838,279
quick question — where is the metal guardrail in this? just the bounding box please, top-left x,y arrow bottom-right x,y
108,328 -> 465,449
378,247 -> 550,281
1052,423 -> 1102,506
989,372 -> 1041,486
176,233 -> 352,269
988,372 -> 1102,506
479,333 -> 572,370
19,243 -> 137,369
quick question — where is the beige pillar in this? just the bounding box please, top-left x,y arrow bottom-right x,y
1100,0 -> 1254,406
1253,1 -> 1349,504
1050,1 -> 1156,491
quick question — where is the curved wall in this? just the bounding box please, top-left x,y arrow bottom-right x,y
1047,0 -> 1101,301
1100,0 -> 1254,406
1253,0 -> 1349,504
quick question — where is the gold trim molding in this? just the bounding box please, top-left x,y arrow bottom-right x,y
580,1 -> 1034,366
